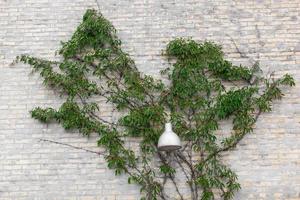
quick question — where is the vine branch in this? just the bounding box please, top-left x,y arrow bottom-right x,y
38,138 -> 106,155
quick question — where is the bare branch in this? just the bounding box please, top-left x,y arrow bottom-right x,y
174,154 -> 196,199
38,138 -> 106,155
226,34 -> 249,59
94,0 -> 101,11
158,152 -> 185,200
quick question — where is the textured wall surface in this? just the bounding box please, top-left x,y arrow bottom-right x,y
0,0 -> 300,199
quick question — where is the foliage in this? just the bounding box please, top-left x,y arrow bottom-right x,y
16,9 -> 295,200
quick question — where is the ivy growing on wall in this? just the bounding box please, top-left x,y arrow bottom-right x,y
16,9 -> 295,200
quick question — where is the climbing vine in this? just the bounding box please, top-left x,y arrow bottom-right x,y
16,9 -> 295,200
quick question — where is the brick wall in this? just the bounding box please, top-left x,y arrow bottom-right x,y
0,0 -> 299,199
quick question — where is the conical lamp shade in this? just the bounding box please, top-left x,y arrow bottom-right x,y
158,123 -> 181,151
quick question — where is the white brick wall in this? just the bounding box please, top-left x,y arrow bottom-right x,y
0,0 -> 299,199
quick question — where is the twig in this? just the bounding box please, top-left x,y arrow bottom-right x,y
77,94 -> 117,128
158,152 -> 185,200
174,154 -> 195,199
176,152 -> 198,199
203,78 -> 280,164
160,176 -> 168,200
38,138 -> 105,155
255,25 -> 262,60
94,0 -> 101,10
226,34 -> 249,59
73,55 -> 141,108
201,109 -> 262,165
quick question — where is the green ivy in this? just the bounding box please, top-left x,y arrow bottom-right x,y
17,9 -> 295,200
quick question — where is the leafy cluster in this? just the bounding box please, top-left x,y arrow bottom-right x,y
17,9 -> 295,200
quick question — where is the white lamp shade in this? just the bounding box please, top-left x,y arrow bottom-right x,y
158,123 -> 181,151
